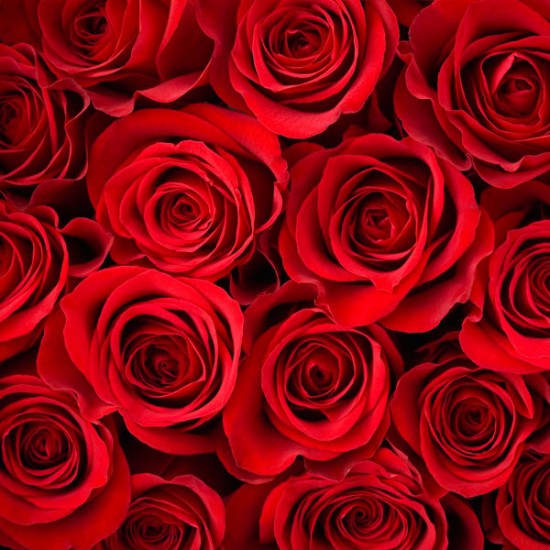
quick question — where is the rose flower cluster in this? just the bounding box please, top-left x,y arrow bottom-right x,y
0,0 -> 549,548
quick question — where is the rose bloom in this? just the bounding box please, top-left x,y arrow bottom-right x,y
199,0 -> 398,138
461,181 -> 550,373
97,474 -> 224,550
0,375 -> 130,550
395,0 -> 550,187
483,451 -> 550,550
391,347 -> 545,497
36,0 -> 214,116
0,43 -> 88,195
0,200 -> 68,361
224,448 -> 483,550
222,282 -> 401,478
280,134 -> 492,330
37,266 -> 243,455
87,104 -> 288,281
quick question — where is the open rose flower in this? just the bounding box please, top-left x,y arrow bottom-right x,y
224,448 -> 483,549
97,473 -> 224,550
0,43 -> 88,196
37,266 -> 243,455
37,0 -> 214,116
461,182 -> 550,373
87,105 -> 287,281
0,200 -> 68,361
280,134 -> 492,331
0,375 -> 130,550
199,0 -> 398,138
391,347 -> 545,497
222,282 -> 402,478
483,451 -> 550,550
395,0 -> 550,187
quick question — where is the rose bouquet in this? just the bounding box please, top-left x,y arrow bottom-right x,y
0,0 -> 549,548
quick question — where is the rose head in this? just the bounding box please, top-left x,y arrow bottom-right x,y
396,0 -> 550,187
37,267 -> 243,455
98,473 -> 224,550
391,348 -> 545,497
224,448 -> 483,549
461,182 -> 550,373
222,282 -> 401,478
0,201 -> 68,361
280,134 -> 492,331
200,0 -> 398,138
37,0 -> 214,116
88,105 -> 288,282
0,375 -> 130,550
483,451 -> 550,550
0,43 -> 88,195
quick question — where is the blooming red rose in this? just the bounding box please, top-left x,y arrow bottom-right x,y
461,182 -> 550,373
222,282 -> 402,478
37,0 -> 214,116
280,134 -> 492,331
224,448 -> 483,550
0,43 -> 88,196
0,200 -> 68,361
395,0 -> 550,187
391,348 -> 544,497
0,375 -> 130,550
483,451 -> 550,550
37,266 -> 243,455
97,473 -> 224,550
87,105 -> 288,281
199,0 -> 398,138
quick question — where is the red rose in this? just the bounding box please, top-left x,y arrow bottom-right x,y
37,0 -> 214,116
280,134 -> 492,331
37,267 -> 243,455
222,282 -> 401,478
97,473 -> 224,550
0,43 -> 88,196
224,448 -> 483,550
87,105 -> 288,281
199,0 -> 398,138
395,0 -> 550,187
461,182 -> 550,373
391,348 -> 544,497
483,451 -> 550,550
0,375 -> 130,550
0,200 -> 68,361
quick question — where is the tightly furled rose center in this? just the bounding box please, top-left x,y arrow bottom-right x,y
3,410 -> 81,489
255,2 -> 350,91
0,86 -> 32,149
467,52 -> 544,129
335,182 -> 415,268
276,334 -> 364,421
72,1 -> 109,54
120,311 -> 215,406
122,507 -> 189,549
